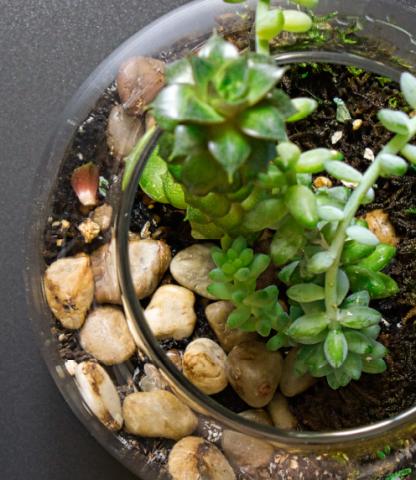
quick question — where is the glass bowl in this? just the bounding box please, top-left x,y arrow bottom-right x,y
25,0 -> 416,478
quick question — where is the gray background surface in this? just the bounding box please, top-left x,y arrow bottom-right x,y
0,1 -> 186,479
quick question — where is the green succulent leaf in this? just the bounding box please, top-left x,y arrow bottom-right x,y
401,144 -> 416,165
278,261 -> 299,285
341,240 -> 377,265
362,358 -> 387,374
342,353 -> 363,381
257,8 -> 284,41
247,59 -> 286,106
285,185 -> 319,229
139,147 -> 169,203
276,141 -> 301,171
198,34 -> 239,65
359,244 -> 396,272
208,126 -> 251,179
318,204 -> 345,221
361,324 -> 381,339
153,84 -> 225,125
238,104 -> 287,141
339,306 -> 382,329
346,225 -> 380,246
266,333 -> 287,351
324,329 -> 348,369
378,109 -> 411,135
336,269 -> 350,305
287,283 -> 325,303
271,220 -> 306,266
325,160 -> 363,183
171,125 -> 205,159
307,250 -> 336,274
296,148 -> 335,173
286,313 -> 330,342
401,72 -> 416,109
342,291 -> 371,308
227,306 -> 252,328
243,198 -> 287,231
345,265 -> 399,299
287,97 -> 318,122
282,10 -> 313,33
344,330 -> 373,355
166,58 -> 195,85
268,90 -> 298,119
379,153 -> 408,177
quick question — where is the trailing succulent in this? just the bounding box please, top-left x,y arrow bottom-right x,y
131,0 -> 416,389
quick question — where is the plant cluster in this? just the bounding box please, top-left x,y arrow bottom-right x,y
131,0 -> 416,389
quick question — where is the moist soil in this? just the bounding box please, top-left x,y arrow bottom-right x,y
44,63 -> 416,470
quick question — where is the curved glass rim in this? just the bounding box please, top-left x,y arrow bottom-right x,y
115,66 -> 416,447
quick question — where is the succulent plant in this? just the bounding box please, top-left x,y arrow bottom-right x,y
127,0 -> 416,389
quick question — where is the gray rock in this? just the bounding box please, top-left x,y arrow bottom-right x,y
170,244 -> 216,299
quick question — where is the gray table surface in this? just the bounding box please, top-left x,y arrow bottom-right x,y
0,1 -> 186,479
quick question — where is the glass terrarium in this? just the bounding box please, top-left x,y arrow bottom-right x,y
25,0 -> 416,479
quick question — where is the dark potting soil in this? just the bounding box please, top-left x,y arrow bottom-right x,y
43,61 -> 416,474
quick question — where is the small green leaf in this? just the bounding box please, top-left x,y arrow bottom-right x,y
361,324 -> 381,339
324,329 -> 348,368
379,153 -> 408,177
285,185 -> 319,229
346,225 -> 380,246
278,261 -> 299,285
287,97 -> 317,122
208,126 -> 251,179
227,307 -> 251,328
336,269 -> 350,305
344,331 -> 372,355
271,220 -> 305,266
307,250 -> 336,274
171,125 -> 204,159
345,265 -> 398,299
282,10 -> 313,33
359,244 -> 396,272
267,90 -> 297,119
401,144 -> 416,165
342,353 -> 363,380
243,198 -> 287,231
207,282 -> 234,300
296,149 -> 335,173
276,142 -> 301,171
266,333 -> 287,351
153,84 -> 225,124
249,254 -> 272,278
257,8 -> 284,41
341,240 -> 376,265
198,34 -> 239,64
166,58 -> 194,84
325,161 -> 363,183
339,306 -> 382,329
287,283 -> 325,303
362,358 -> 387,374
214,57 -> 248,102
342,291 -> 370,308
378,109 -> 411,135
400,72 -> 416,109
139,147 -> 169,203
238,104 -> 287,141
162,172 -> 187,209
180,152 -> 221,195
286,313 -> 330,342
247,58 -> 286,106
318,204 -> 345,221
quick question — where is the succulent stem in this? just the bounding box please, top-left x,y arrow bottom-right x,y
325,117 -> 416,327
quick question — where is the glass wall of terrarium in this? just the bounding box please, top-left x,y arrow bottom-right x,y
26,0 -> 416,479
